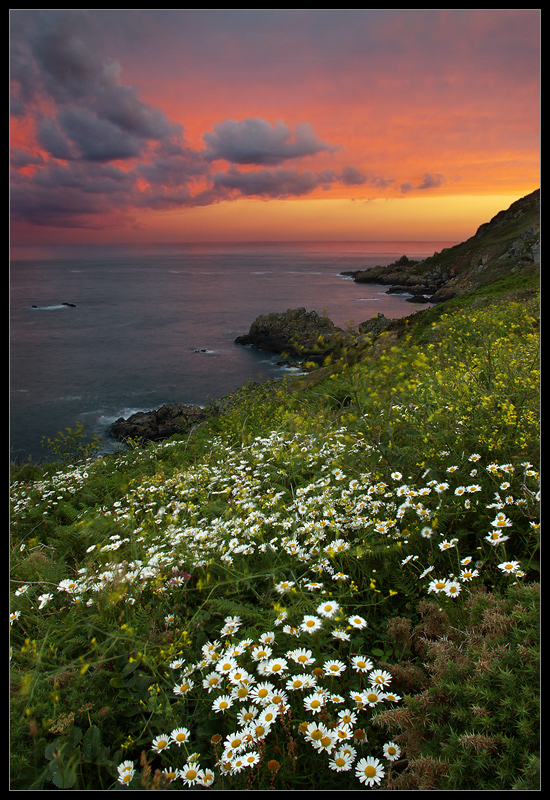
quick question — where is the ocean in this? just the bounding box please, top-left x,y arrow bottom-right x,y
10,240 -> 455,463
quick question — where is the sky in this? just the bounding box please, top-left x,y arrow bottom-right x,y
10,9 -> 540,245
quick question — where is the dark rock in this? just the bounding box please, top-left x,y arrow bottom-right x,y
358,313 -> 393,337
110,403 -> 209,444
235,307 -> 357,363
386,284 -> 436,296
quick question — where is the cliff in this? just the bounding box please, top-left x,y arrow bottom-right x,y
350,189 -> 540,302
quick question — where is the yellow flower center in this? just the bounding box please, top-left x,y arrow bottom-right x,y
365,766 -> 377,778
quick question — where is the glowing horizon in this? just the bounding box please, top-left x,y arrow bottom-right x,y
10,10 -> 540,246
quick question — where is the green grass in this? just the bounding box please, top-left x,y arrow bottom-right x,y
10,282 -> 539,790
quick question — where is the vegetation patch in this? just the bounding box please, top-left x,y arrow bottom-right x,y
10,276 -> 539,789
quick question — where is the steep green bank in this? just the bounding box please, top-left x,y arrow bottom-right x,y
10,193 -> 539,790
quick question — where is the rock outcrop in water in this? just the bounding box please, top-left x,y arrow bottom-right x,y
110,403 -> 209,444
234,307 -> 357,363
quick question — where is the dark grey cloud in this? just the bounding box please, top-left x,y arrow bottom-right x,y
340,166 -> 367,186
417,172 -> 445,190
203,118 -> 338,166
41,107 -> 144,162
10,9 -> 373,231
401,172 -> 446,193
213,166 -> 323,198
213,165 -> 370,199
12,9 -> 184,161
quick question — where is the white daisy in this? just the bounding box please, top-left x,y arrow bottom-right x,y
369,669 -> 392,687
350,655 -> 373,673
212,694 -> 234,713
316,599 -> 340,618
348,614 -> 367,629
329,747 -> 355,772
324,659 -> 346,676
303,691 -> 326,714
170,726 -> 191,746
383,741 -> 401,761
300,615 -> 322,633
356,756 -> 385,786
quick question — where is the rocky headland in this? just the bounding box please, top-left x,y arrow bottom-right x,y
345,188 -> 540,303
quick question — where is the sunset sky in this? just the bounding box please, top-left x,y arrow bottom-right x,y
10,9 -> 540,245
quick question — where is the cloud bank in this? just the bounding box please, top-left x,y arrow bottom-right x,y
9,10 -> 399,232
12,9 -> 536,235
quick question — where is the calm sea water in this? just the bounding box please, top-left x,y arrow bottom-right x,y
10,240 -> 455,462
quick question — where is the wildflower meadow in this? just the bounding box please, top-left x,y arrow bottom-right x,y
10,280 -> 539,790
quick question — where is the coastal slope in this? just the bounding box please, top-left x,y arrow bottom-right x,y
349,189 -> 540,302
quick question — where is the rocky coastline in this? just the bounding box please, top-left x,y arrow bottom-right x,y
109,189 -> 539,448
108,309 -> 395,445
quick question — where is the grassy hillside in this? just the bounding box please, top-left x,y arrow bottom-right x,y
10,239 -> 539,788
352,189 -> 540,303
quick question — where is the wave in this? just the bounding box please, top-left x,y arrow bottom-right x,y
30,304 -> 76,310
